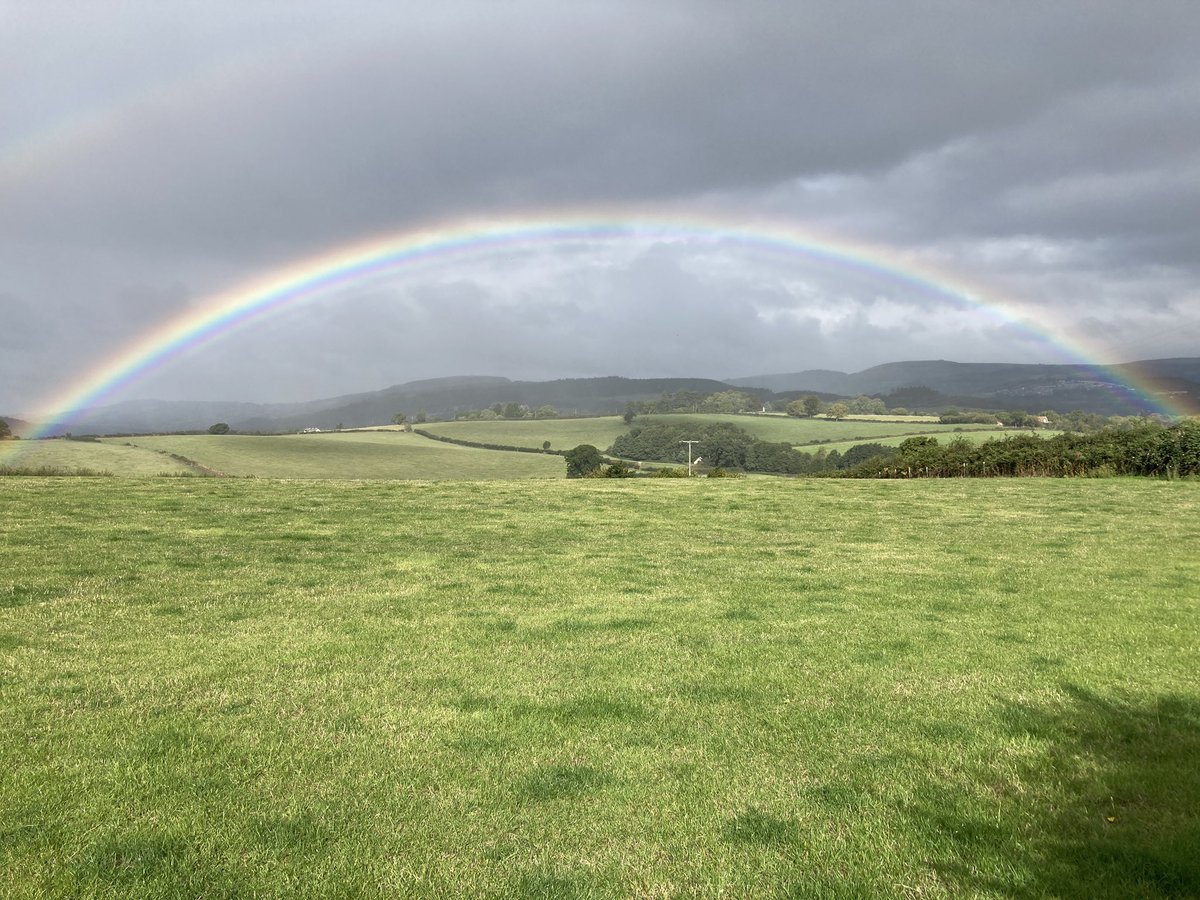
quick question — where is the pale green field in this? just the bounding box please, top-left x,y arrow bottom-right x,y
420,416 -> 631,451
120,432 -> 564,480
0,438 -> 191,476
636,413 -> 997,446
815,428 -> 1063,455
819,413 -> 942,422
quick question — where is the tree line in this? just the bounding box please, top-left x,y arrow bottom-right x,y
842,421 -> 1200,478
607,422 -> 893,475
595,419 -> 1199,478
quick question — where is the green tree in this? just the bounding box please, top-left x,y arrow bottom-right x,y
542,440 -> 552,451
208,422 -> 230,435
599,459 -> 634,477
785,400 -> 807,418
502,402 -> 523,419
0,418 -> 11,439
534,405 -> 558,419
703,390 -> 756,414
564,444 -> 604,478
623,402 -> 637,425
391,413 -> 407,425
802,395 -> 822,417
415,410 -> 427,424
828,402 -> 849,420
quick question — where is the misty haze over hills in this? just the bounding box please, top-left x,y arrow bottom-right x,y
7,358 -> 1196,438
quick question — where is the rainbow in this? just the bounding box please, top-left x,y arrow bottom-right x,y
8,209 -> 1187,448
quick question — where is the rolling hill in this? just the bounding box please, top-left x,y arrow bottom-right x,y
15,358 -> 1197,437
730,358 -> 1200,416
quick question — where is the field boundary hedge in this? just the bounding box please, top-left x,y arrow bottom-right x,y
413,428 -> 568,457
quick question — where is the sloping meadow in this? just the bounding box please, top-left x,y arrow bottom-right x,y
2,477 -> 1198,897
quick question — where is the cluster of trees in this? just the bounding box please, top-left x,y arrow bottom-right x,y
456,403 -> 558,421
623,390 -> 764,418
0,419 -> 11,439
391,411 -> 429,426
784,394 -> 890,417
845,421 -> 1200,478
610,422 -> 754,468
607,422 -> 894,475
563,443 -> 744,478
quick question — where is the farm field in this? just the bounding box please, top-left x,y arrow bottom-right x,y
2,477 -> 1197,898
115,432 -> 564,480
815,429 -> 1065,455
0,438 -> 192,476
634,413 -> 1000,447
419,416 -> 631,452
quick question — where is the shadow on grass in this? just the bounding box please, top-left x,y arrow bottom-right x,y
721,807 -> 798,847
504,868 -> 616,899
517,764 -> 613,802
912,685 -> 1200,898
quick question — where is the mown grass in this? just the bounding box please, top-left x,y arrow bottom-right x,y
2,478 -> 1198,898
0,438 -> 192,476
119,432 -> 563,479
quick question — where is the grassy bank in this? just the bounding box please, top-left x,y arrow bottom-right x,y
2,478 -> 1197,897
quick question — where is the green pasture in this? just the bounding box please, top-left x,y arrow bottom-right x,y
420,416 -> 631,452
635,413 -> 998,447
118,432 -> 563,480
0,438 -> 191,476
815,429 -> 1064,455
2,477 -> 1197,898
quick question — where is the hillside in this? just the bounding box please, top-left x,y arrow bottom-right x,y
21,357 -> 1199,437
0,416 -> 34,439
36,376 -> 742,436
730,358 -> 1200,416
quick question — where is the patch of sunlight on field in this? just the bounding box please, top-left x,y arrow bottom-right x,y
122,431 -> 564,479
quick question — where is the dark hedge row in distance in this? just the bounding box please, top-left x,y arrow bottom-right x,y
413,428 -> 567,457
844,421 -> 1200,478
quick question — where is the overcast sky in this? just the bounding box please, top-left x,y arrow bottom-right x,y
3,1 -> 1199,414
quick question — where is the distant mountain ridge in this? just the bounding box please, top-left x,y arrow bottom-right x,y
31,376 -> 740,436
729,358 -> 1200,416
13,358 -> 1197,436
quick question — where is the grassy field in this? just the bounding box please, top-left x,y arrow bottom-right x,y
635,414 -> 1000,447
814,429 -> 1065,455
2,477 -> 1197,898
0,438 -> 192,476
419,416 -> 632,452
117,432 -> 564,480
419,413 -> 1002,455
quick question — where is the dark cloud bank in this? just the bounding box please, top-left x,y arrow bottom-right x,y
2,1 -> 1198,414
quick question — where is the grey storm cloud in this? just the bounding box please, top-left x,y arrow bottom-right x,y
2,0 -> 1199,414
